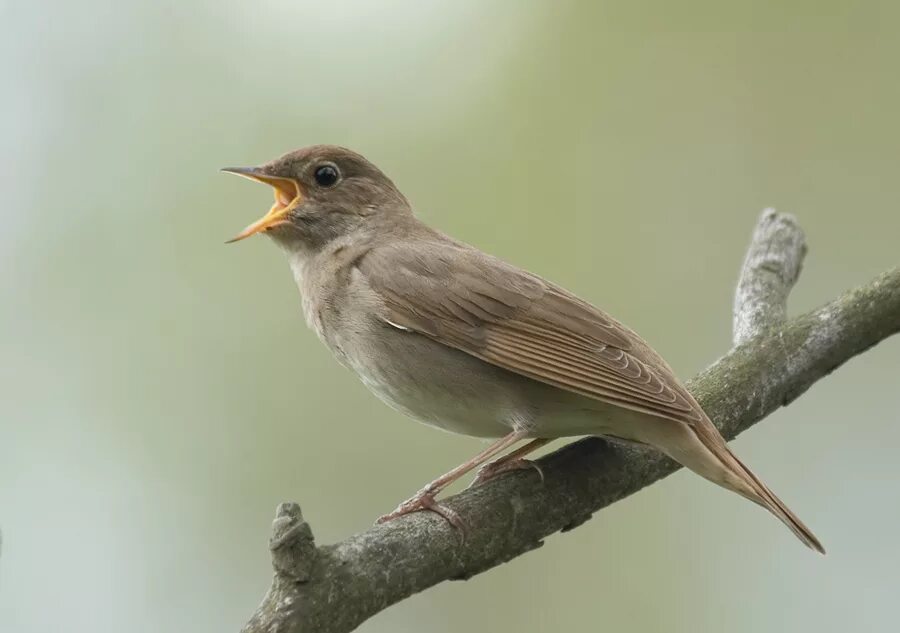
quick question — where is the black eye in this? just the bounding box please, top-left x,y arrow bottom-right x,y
314,164 -> 339,187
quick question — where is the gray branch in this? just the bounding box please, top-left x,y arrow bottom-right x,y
733,208 -> 808,345
241,212 -> 900,633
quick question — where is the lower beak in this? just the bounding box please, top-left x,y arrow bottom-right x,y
221,167 -> 303,243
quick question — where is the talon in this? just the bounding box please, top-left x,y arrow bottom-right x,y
376,490 -> 468,541
469,458 -> 544,488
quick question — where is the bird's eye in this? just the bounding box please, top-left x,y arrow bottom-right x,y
314,164 -> 340,187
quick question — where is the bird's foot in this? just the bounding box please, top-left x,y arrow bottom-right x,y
468,458 -> 544,488
376,486 -> 467,535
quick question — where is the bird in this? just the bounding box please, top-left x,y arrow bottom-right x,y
222,145 -> 824,553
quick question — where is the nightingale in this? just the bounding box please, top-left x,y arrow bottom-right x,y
222,145 -> 824,553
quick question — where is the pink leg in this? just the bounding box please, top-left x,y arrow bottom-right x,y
469,438 -> 552,488
376,431 -> 528,528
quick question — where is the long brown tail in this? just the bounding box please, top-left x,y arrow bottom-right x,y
719,444 -> 825,554
698,432 -> 825,554
670,415 -> 825,553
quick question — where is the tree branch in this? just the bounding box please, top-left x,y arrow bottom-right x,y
733,208 -> 808,345
241,211 -> 900,633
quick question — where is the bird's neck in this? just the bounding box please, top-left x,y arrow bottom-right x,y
282,229 -> 372,294
281,212 -> 432,288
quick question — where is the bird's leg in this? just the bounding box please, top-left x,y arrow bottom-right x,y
376,431 -> 528,528
468,438 -> 552,488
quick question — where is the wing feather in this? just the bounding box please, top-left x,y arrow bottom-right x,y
359,241 -> 702,425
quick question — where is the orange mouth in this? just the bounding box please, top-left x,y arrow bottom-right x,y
221,167 -> 303,243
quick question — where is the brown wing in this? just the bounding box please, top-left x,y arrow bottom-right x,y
359,240 -> 702,425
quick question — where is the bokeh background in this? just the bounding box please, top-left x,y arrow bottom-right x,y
2,1 -> 899,632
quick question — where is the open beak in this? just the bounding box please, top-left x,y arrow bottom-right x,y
221,167 -> 303,243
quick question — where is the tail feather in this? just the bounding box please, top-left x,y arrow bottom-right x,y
610,403 -> 824,552
675,414 -> 825,554
721,445 -> 826,554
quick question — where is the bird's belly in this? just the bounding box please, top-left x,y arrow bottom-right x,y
360,372 -> 511,437
338,328 -> 523,438
327,321 -> 636,440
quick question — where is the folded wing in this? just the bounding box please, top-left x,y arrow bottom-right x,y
358,240 -> 702,425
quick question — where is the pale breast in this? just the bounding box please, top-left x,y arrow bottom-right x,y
287,247 -> 605,439
288,246 -> 350,360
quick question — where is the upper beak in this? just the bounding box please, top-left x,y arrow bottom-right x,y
221,166 -> 303,243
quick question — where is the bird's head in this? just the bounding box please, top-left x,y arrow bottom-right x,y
222,145 -> 410,250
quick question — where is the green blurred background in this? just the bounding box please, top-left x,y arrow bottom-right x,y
2,1 -> 899,631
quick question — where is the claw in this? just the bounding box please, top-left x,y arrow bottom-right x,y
372,431 -> 533,542
468,458 -> 545,489
376,490 -> 468,542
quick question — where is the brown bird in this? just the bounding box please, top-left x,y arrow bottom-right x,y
222,145 -> 824,553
